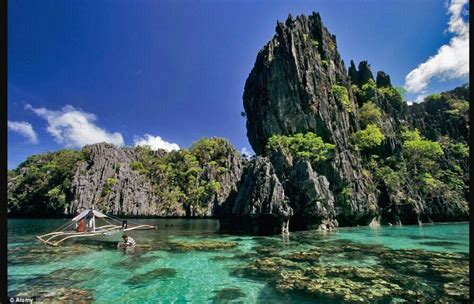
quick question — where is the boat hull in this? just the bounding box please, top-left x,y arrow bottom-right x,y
86,229 -> 125,243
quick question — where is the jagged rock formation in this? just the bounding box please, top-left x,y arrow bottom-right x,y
225,12 -> 469,232
407,87 -> 469,142
348,60 -> 374,88
241,12 -> 378,229
376,71 -> 391,88
8,139 -> 245,218
70,143 -> 167,216
219,156 -> 293,234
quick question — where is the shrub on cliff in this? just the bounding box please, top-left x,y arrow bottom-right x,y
446,99 -> 469,118
8,149 -> 84,216
331,84 -> 352,112
399,129 -> 463,199
266,132 -> 335,167
353,124 -> 384,150
378,86 -> 404,110
358,101 -> 382,127
401,129 -> 443,165
360,79 -> 377,102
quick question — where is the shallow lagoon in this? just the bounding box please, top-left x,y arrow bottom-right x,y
8,219 -> 469,303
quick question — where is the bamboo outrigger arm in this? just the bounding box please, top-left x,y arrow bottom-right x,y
36,209 -> 157,247
37,224 -> 156,246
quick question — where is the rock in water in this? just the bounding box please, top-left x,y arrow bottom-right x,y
242,12 -> 378,227
219,156 -> 293,235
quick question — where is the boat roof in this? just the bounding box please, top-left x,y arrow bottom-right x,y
71,209 -> 108,222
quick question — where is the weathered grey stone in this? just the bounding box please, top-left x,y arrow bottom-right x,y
243,12 -> 378,227
219,156 -> 293,234
69,142 -> 244,217
376,71 -> 391,88
70,143 -> 169,216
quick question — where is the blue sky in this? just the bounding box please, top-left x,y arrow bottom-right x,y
8,0 -> 469,169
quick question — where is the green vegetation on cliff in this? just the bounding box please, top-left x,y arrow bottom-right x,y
266,132 -> 335,167
353,124 -> 384,150
358,101 -> 382,127
331,84 -> 352,112
8,150 -> 84,216
132,137 -> 231,215
8,138 -> 238,217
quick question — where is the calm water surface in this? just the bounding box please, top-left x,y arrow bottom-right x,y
8,219 -> 469,303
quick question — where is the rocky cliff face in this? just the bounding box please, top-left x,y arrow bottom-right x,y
349,63 -> 469,225
241,12 -> 378,229
224,12 -> 469,232
70,143 -> 166,216
219,156 -> 293,234
8,139 -> 244,218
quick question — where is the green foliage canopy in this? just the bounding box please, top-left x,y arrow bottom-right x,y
358,101 -> 382,127
360,79 -> 377,102
8,149 -> 84,215
353,124 -> 384,150
266,132 -> 335,167
331,84 -> 352,112
402,129 -> 443,164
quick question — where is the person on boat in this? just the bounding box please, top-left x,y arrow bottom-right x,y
76,218 -> 86,232
119,234 -> 136,249
85,210 -> 94,231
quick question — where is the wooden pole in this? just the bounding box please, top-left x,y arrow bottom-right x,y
92,212 -> 96,232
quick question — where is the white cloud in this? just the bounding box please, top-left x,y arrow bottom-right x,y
8,120 -> 38,143
26,104 -> 124,148
407,93 -> 428,105
404,0 -> 469,93
241,147 -> 254,156
134,134 -> 179,152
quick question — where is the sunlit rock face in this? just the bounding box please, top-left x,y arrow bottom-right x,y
242,12 -> 378,228
68,140 -> 244,218
238,11 -> 469,231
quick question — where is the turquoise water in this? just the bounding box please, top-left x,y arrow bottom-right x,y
331,222 -> 469,253
8,219 -> 469,303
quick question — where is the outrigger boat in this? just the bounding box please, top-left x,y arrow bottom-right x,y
36,208 -> 156,246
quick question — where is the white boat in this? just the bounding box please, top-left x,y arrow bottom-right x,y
36,208 -> 156,246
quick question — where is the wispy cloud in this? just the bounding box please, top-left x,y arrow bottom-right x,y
26,104 -> 124,148
134,134 -> 179,152
241,147 -> 254,156
407,93 -> 428,105
8,120 -> 38,144
404,0 -> 469,93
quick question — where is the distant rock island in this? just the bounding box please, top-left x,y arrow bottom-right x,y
8,12 -> 469,234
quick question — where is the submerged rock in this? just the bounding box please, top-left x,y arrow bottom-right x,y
112,255 -> 157,269
209,287 -> 246,303
20,267 -> 101,290
8,245 -> 95,266
226,235 -> 469,303
285,250 -> 321,264
15,287 -> 95,303
166,240 -> 238,251
124,268 -> 177,285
